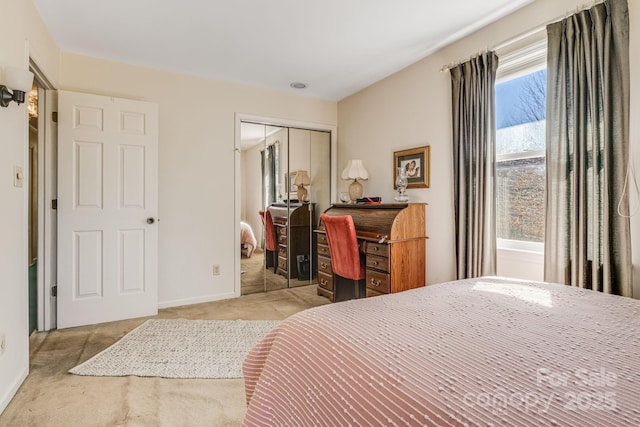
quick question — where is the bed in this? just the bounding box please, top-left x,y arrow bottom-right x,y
243,277 -> 640,426
240,221 -> 257,258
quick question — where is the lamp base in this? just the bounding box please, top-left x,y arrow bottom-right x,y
348,180 -> 363,202
394,193 -> 409,202
297,185 -> 308,202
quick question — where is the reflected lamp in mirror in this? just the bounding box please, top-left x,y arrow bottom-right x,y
1,67 -> 35,108
341,160 -> 368,203
294,170 -> 311,202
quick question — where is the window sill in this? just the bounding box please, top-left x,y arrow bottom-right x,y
497,238 -> 543,255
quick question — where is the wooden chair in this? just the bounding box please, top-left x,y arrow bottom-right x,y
258,209 -> 278,272
320,213 -> 366,300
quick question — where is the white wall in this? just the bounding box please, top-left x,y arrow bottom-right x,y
497,249 -> 544,282
309,130 -> 332,222
57,53 -> 337,307
289,128 -> 311,177
0,0 -> 59,414
338,0 -> 640,296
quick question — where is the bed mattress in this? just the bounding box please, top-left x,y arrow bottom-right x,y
243,277 -> 640,426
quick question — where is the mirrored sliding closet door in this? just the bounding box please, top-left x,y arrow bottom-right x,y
240,122 -> 331,294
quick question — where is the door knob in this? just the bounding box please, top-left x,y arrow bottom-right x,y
147,217 -> 156,224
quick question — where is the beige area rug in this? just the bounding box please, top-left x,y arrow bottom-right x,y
69,319 -> 279,379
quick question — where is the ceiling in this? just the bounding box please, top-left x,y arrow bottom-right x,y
32,0 -> 534,102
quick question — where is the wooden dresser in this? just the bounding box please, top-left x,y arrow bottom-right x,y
268,203 -> 315,280
316,203 -> 427,301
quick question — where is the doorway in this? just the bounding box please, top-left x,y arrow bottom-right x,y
27,79 -> 39,334
28,60 -> 57,332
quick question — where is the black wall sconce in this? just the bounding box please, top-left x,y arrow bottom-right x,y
1,67 -> 34,108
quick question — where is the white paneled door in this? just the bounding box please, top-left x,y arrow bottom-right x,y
57,90 -> 158,329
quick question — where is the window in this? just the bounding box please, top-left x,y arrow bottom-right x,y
495,39 -> 547,252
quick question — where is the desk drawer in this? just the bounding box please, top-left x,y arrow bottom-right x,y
317,243 -> 331,258
318,256 -> 333,275
317,233 -> 328,245
277,256 -> 287,272
366,254 -> 389,272
278,246 -> 287,258
317,272 -> 334,292
366,269 -> 390,294
366,242 -> 389,257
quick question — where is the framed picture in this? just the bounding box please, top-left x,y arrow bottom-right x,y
394,146 -> 430,189
284,172 -> 298,200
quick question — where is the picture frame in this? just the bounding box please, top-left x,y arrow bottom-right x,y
284,172 -> 298,200
393,145 -> 430,189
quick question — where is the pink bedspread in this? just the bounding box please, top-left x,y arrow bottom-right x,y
243,277 -> 640,426
240,221 -> 257,257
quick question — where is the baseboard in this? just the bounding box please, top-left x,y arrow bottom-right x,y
0,366 -> 28,415
158,292 -> 236,309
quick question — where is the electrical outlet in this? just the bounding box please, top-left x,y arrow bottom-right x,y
212,265 -> 220,275
0,333 -> 6,355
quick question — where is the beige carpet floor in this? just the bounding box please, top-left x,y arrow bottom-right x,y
0,285 -> 329,427
240,248 -> 288,295
241,248 -> 316,295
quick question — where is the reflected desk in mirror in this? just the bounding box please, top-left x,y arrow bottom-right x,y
268,203 -> 315,281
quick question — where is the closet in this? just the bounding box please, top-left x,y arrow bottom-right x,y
240,122 -> 332,294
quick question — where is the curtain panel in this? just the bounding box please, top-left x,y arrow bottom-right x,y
261,143 -> 278,212
450,52 -> 499,279
545,0 -> 632,296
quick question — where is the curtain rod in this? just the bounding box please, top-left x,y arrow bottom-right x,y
439,0 -> 604,73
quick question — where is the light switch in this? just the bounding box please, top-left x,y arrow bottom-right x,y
13,165 -> 24,188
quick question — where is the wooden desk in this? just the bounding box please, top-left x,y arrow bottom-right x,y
269,203 -> 315,280
316,203 -> 427,302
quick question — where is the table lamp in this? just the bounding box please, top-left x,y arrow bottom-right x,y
294,170 -> 311,202
341,160 -> 368,202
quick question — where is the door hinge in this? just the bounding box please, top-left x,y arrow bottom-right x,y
52,112 -> 58,123
51,285 -> 57,297
51,199 -> 57,210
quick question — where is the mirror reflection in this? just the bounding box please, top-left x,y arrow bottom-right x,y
240,122 -> 331,294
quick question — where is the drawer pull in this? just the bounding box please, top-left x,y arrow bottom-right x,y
373,246 -> 379,251
370,278 -> 381,287
320,279 -> 328,286
371,260 -> 378,266
321,262 -> 328,269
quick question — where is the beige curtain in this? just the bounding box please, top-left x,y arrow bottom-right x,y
450,52 -> 499,279
545,0 -> 632,296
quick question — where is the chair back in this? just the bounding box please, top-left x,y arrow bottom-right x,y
320,213 -> 365,281
258,209 -> 277,251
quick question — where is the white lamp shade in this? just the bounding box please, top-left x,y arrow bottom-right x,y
294,170 -> 310,186
4,67 -> 34,92
341,160 -> 368,180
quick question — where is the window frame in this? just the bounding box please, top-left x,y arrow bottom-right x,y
495,35 -> 547,254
